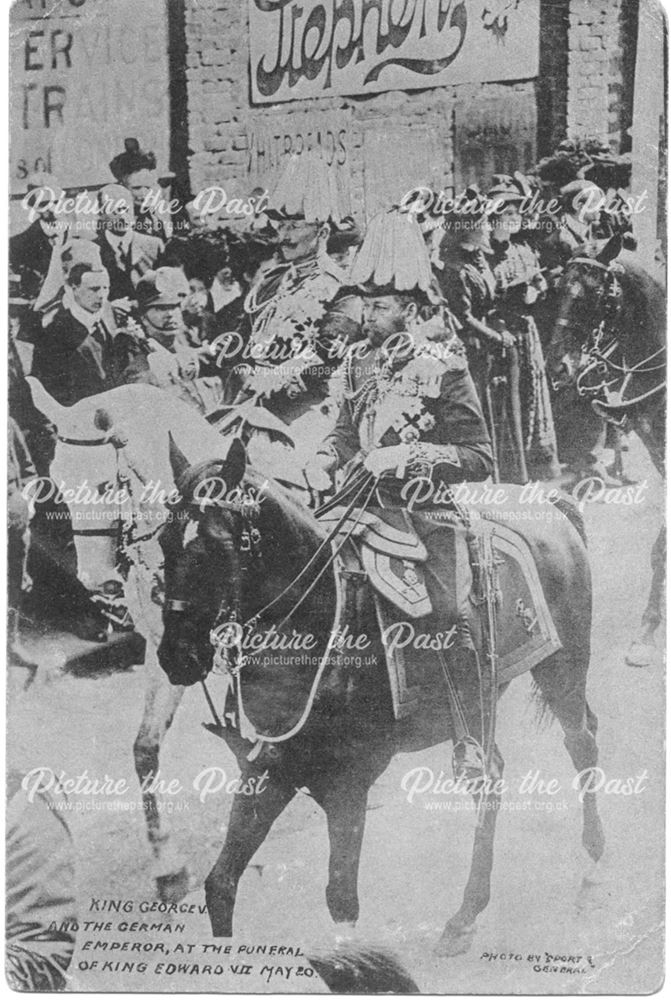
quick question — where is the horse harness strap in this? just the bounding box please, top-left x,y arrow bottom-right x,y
208,474 -> 381,755
57,434 -> 111,446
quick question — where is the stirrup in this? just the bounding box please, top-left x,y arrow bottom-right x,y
452,737 -> 487,783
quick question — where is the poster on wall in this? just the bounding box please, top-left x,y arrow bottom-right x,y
248,0 -> 540,105
9,0 -> 171,196
6,0 -> 665,994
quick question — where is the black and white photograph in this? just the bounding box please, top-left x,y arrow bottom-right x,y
6,0 -> 667,993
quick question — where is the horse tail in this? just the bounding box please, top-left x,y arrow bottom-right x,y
550,494 -> 587,548
306,944 -> 419,993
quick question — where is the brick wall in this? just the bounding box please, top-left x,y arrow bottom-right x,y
537,0 -> 570,156
181,0 -> 635,215
566,0 -> 637,148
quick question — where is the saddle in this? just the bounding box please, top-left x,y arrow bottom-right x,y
318,507 -> 431,618
318,502 -> 562,721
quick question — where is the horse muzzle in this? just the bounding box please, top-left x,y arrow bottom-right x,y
158,636 -> 211,687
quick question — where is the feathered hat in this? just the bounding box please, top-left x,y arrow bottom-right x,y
439,185 -> 491,254
347,207 -> 436,301
487,172 -> 533,210
265,149 -> 350,224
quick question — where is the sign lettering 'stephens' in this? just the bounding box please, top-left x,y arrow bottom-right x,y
248,0 -> 540,104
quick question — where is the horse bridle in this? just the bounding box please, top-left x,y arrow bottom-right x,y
165,466 -> 381,742
560,257 -> 666,413
210,469 -> 378,651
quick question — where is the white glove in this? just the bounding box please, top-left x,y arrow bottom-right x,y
363,445 -> 411,478
304,454 -> 335,491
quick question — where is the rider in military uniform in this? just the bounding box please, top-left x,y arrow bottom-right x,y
305,208 -> 495,777
305,208 -> 492,498
228,149 -> 363,482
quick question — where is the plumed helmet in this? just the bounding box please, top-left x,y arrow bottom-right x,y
265,149 -> 350,223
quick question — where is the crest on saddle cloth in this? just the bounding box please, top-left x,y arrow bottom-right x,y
320,504 -> 562,720
319,507 -> 432,618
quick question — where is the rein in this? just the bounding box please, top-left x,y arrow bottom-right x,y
562,259 -> 667,411
242,466 -> 375,627
169,466 -> 382,751
228,474 -> 381,751
577,325 -> 666,410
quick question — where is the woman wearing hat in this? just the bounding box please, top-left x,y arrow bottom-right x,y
540,179 -> 607,281
436,194 -> 515,482
487,177 -> 559,481
109,138 -> 180,242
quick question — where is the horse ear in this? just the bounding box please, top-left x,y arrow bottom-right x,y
25,376 -> 67,428
597,234 -> 622,265
168,432 -> 191,488
223,436 -> 247,488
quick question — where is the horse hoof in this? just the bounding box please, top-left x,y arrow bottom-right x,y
625,641 -> 654,668
334,921 -> 357,944
156,866 -> 190,904
434,923 -> 476,958
576,876 -> 611,914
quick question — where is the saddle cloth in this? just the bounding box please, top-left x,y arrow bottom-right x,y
320,502 -> 563,718
319,507 -> 431,617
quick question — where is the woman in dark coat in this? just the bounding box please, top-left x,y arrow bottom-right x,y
435,198 -> 514,482
487,179 -> 560,481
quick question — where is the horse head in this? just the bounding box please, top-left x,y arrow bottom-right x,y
547,235 -> 623,390
26,380 -> 235,616
157,435 -> 252,686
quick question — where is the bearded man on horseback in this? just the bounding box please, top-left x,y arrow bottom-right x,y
304,208 -> 496,778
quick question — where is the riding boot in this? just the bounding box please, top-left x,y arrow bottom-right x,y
446,641 -> 496,784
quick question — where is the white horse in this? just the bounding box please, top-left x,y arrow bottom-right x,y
26,378 -> 235,897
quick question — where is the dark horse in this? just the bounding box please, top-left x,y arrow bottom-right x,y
547,236 -> 666,667
157,438 -> 605,956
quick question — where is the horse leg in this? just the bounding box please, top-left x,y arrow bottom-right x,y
133,644 -> 188,901
436,744 -> 504,957
626,525 -> 666,667
311,768 -> 374,931
533,654 -> 605,868
205,768 -> 296,936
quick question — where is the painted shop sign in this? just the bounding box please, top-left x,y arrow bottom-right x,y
248,0 -> 540,105
9,0 -> 171,193
246,110 -> 351,180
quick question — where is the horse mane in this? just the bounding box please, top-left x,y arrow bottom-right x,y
616,251 -> 666,351
246,466 -> 326,547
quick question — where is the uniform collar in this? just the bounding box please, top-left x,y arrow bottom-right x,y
63,288 -> 105,332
